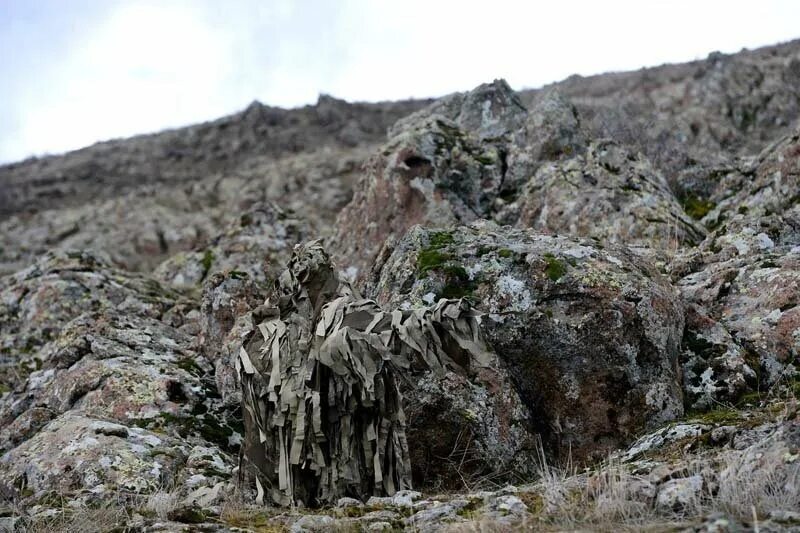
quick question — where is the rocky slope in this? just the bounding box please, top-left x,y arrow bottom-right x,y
1,39 -> 799,532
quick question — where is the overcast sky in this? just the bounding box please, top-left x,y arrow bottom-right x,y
1,0 -> 799,163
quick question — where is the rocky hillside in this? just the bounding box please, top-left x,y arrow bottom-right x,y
1,39 -> 799,532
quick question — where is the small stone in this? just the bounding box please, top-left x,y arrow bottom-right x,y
686,512 -> 747,533
290,514 -> 335,533
90,421 -> 129,438
366,496 -> 394,507
495,495 -> 526,515
336,497 -> 363,508
182,482 -> 227,509
496,485 -> 519,495
710,426 -> 737,445
391,489 -> 422,507
768,510 -> 800,523
0,516 -> 18,532
360,510 -> 401,523
366,522 -> 393,532
656,475 -> 703,511
405,500 -> 469,526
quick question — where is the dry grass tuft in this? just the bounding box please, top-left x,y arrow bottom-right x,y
20,504 -> 131,533
143,488 -> 181,521
714,446 -> 800,517
448,424 -> 800,531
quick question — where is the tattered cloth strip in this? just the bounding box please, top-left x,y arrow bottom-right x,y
237,240 -> 491,506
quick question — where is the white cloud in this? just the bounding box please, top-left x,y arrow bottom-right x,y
1,0 -> 799,162
5,1 -> 239,159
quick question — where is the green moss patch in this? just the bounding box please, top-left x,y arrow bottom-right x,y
200,249 -> 215,281
416,231 -> 477,300
176,358 -> 205,377
543,254 -> 567,282
439,265 -> 475,299
682,195 -> 716,220
417,232 -> 457,274
428,231 -> 455,248
132,411 -> 237,452
417,249 -> 452,274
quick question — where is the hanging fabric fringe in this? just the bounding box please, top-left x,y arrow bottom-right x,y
237,240 -> 491,506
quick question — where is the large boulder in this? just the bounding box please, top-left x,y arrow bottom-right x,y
680,303 -> 758,411
0,250 -> 190,391
534,42 -> 800,197
673,129 -> 800,402
366,222 -> 685,462
332,81 -> 704,278
499,91 -> 705,249
0,251 -> 236,508
675,217 -> 800,392
332,80 -> 526,275
513,138 -> 705,249
198,270 -> 267,408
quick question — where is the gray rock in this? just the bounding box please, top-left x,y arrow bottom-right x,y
154,202 -> 308,288
405,499 -> 470,527
768,510 -> 800,524
681,304 -> 757,410
684,512 -> 747,533
333,79 -> 524,276
617,423 -> 708,462
290,514 -> 336,533
370,223 -> 684,463
656,475 -> 704,511
360,510 -> 402,523
0,252 -> 235,507
484,494 -> 529,519
0,516 -> 17,532
676,215 -> 800,390
336,496 -> 364,508
391,489 -> 422,507
365,522 -> 394,532
515,138 -> 705,250
333,78 -> 705,279
709,426 -> 738,445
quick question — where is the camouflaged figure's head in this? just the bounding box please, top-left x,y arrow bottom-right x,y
274,240 -> 340,314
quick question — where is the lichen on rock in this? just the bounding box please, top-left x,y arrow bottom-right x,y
367,222 -> 685,463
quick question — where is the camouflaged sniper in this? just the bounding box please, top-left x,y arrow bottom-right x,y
237,240 -> 492,506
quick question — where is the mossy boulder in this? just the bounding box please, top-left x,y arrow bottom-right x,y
367,222 -> 685,463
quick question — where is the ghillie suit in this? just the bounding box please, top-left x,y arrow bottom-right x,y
237,240 -> 491,506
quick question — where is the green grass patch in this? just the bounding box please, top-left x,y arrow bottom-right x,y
682,195 -> 716,220
686,407 -> 741,425
543,254 -> 567,281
